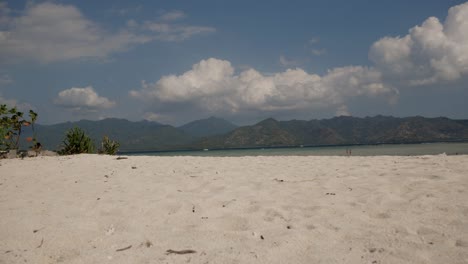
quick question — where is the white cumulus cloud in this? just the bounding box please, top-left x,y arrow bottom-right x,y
369,2 -> 468,86
54,86 -> 116,112
130,58 -> 394,116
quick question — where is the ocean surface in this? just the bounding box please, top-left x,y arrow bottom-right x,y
125,142 -> 468,157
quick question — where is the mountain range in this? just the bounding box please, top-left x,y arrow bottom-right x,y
194,116 -> 468,149
27,115 -> 468,152
28,117 -> 237,151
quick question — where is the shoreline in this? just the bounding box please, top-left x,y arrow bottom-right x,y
120,142 -> 468,157
119,140 -> 468,154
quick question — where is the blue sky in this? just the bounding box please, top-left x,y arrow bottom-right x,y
1,0 -> 467,125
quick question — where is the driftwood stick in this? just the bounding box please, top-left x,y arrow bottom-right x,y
36,238 -> 44,248
166,249 -> 197,255
116,245 -> 132,252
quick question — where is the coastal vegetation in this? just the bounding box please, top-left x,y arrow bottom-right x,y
0,105 -> 122,156
59,127 -> 95,155
99,135 -> 120,155
58,127 -> 121,155
0,104 -> 38,151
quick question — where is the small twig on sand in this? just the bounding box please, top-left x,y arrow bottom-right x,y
33,227 -> 45,233
166,249 -> 197,255
116,157 -> 128,160
36,238 -> 44,248
116,245 -> 132,252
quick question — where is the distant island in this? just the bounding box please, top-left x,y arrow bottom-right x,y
30,115 -> 468,152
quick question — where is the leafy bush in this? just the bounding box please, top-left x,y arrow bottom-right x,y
99,136 -> 120,155
0,104 -> 38,151
0,125 -> 7,151
59,127 -> 95,155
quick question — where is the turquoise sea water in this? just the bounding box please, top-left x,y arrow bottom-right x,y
126,142 -> 468,157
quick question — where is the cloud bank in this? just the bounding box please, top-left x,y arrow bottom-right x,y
0,3 -> 215,63
131,2 -> 468,121
0,2 -> 150,63
54,87 -> 116,112
130,58 -> 394,118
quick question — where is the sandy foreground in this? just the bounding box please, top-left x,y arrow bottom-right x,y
0,154 -> 467,264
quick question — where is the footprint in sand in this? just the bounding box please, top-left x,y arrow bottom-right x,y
263,208 -> 287,223
213,215 -> 250,231
105,225 -> 115,236
455,239 -> 468,247
424,175 -> 444,180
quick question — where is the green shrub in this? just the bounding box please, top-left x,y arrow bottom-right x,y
0,104 -> 38,151
59,127 -> 95,155
99,136 -> 120,155
0,125 -> 7,151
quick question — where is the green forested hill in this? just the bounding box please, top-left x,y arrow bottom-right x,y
192,116 -> 468,150
29,116 -> 468,152
178,116 -> 238,138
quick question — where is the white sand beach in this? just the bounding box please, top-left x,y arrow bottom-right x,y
1,154 -> 467,264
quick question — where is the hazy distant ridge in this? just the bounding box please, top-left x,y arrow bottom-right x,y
34,117 -> 236,151
32,116 -> 468,151
178,116 -> 238,138
193,116 -> 468,149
